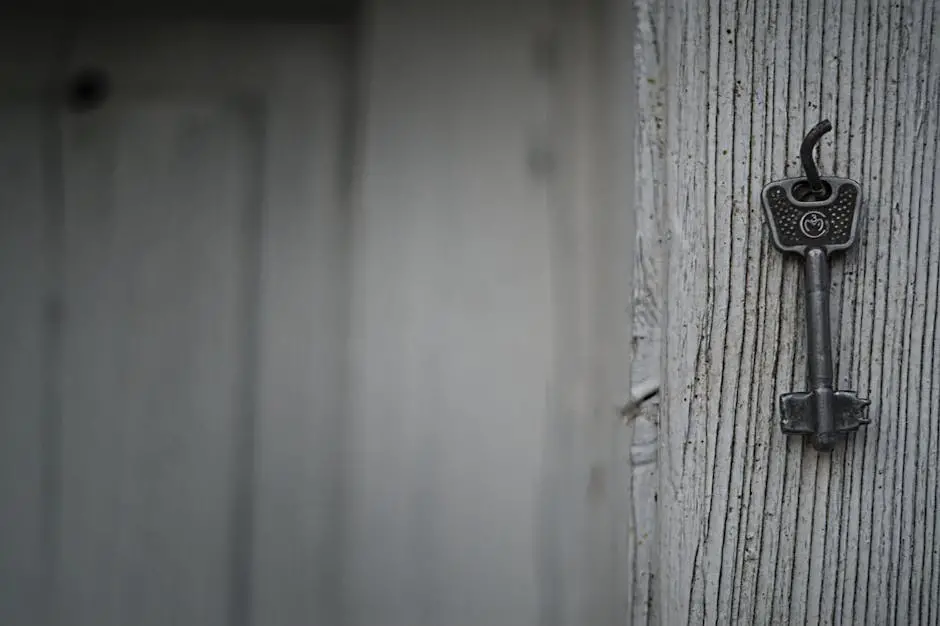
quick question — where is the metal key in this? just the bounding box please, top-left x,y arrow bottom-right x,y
761,120 -> 871,451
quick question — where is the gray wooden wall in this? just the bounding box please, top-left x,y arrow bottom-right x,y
644,0 -> 940,623
0,3 -> 638,626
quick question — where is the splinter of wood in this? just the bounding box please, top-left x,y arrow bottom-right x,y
761,121 -> 871,451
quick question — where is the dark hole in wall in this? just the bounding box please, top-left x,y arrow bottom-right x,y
67,68 -> 110,112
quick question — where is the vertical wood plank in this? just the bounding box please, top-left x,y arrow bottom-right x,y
550,2 -> 637,623
0,24 -> 61,626
345,6 -> 555,624
57,101 -> 258,626
53,25 -> 353,626
657,0 -> 940,623
632,2 -> 666,624
345,1 -> 635,624
0,107 -> 51,626
249,29 -> 352,626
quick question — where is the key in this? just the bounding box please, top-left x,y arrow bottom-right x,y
761,121 -> 871,451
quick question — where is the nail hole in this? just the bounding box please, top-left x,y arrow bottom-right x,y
67,69 -> 110,112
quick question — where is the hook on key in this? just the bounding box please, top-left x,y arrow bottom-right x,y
799,119 -> 833,200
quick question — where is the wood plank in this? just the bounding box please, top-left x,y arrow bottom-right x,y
0,106 -> 53,626
345,7 -> 556,623
656,0 -> 940,623
631,1 -> 667,623
58,24 -> 350,626
247,29 -> 351,626
57,98 -> 257,626
345,1 -> 635,624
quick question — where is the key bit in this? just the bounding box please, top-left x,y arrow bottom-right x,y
761,120 -> 871,451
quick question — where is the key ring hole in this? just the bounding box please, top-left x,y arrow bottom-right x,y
791,179 -> 832,202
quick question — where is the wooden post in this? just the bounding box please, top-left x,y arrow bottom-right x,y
652,0 -> 940,622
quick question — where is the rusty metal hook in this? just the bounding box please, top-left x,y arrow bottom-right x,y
800,119 -> 833,199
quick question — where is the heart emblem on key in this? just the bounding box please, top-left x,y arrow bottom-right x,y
799,211 -> 828,238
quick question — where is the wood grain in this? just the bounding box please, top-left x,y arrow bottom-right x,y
631,0 -> 667,623
656,0 -> 940,623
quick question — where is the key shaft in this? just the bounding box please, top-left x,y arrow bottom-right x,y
803,247 -> 837,450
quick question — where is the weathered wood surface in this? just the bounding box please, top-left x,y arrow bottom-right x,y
630,0 -> 667,622
656,0 -> 940,623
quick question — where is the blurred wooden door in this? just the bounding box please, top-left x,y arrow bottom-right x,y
0,22 -> 351,626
